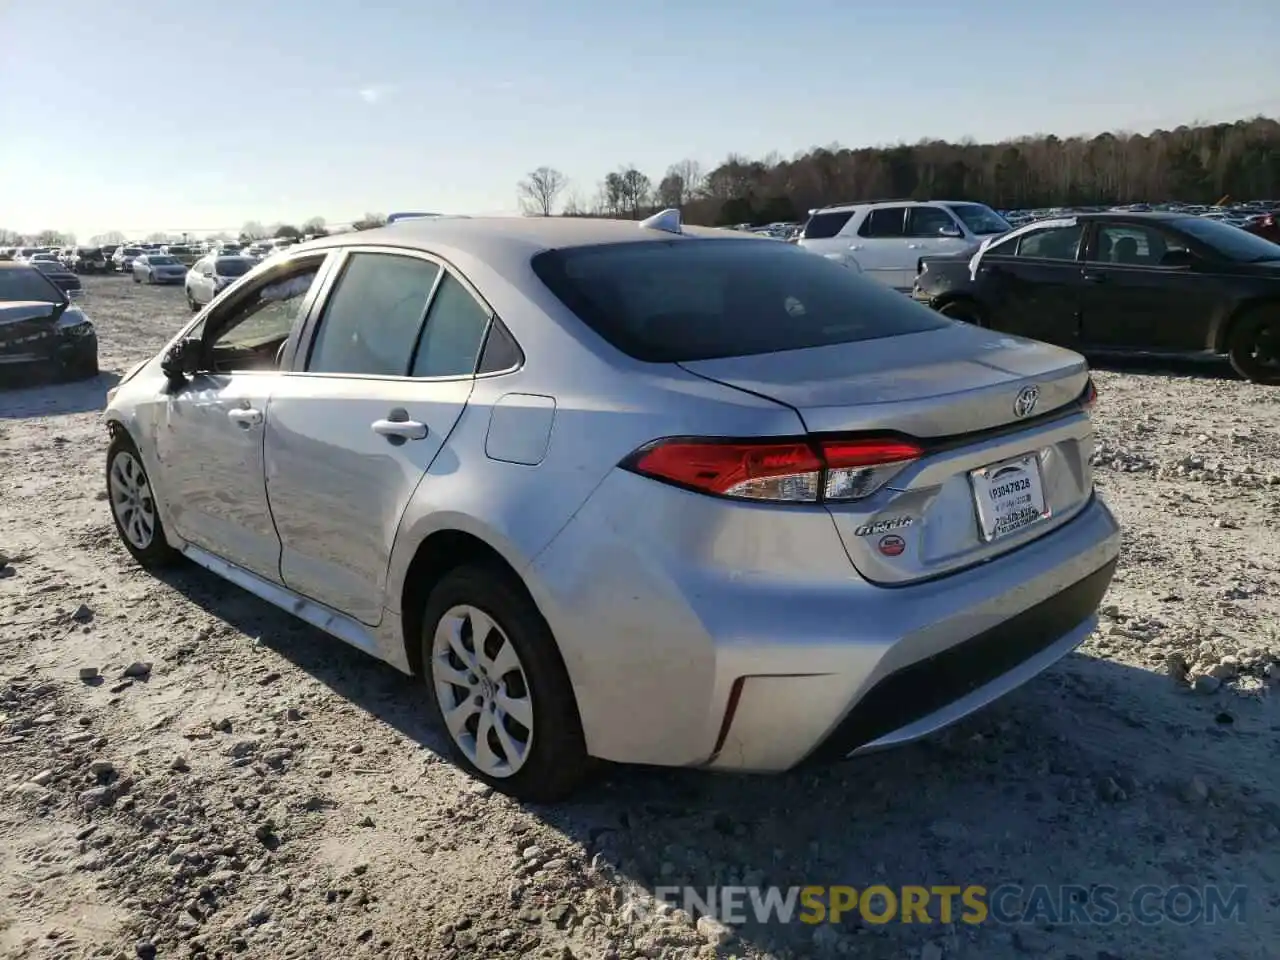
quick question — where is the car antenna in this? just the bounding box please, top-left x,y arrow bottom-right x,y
639,208 -> 682,235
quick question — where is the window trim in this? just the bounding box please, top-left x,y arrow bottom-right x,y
857,206 -> 908,239
292,243 -> 514,383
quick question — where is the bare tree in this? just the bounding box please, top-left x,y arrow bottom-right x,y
617,167 -> 652,218
36,229 -> 70,245
302,216 -> 328,236
658,159 -> 704,208
241,221 -> 267,240
352,212 -> 387,231
90,231 -> 127,245
517,167 -> 568,216
0,228 -> 19,244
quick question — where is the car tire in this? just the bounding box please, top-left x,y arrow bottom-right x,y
938,299 -> 988,327
1227,308 -> 1280,385
186,289 -> 199,312
132,272 -> 140,284
105,433 -> 180,569
419,563 -> 590,802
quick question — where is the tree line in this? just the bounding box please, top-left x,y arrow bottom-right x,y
517,114 -> 1280,226
0,214 -> 389,248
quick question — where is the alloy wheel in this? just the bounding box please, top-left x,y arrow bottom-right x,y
431,604 -> 534,778
109,451 -> 157,550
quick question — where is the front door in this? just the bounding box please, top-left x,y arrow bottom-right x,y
977,221 -> 1086,346
902,206 -> 969,288
1077,221 -> 1217,351
264,249 -> 494,625
153,254 -> 332,580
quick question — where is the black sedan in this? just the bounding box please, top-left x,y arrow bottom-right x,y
27,255 -> 84,297
911,212 -> 1280,383
0,263 -> 99,384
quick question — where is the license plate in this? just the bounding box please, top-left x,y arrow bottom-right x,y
970,453 -> 1049,542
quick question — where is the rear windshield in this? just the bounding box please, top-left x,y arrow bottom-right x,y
215,257 -> 251,277
531,239 -> 949,362
0,267 -> 62,302
148,255 -> 179,265
122,247 -> 143,256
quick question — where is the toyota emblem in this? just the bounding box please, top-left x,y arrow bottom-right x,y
1013,385 -> 1039,418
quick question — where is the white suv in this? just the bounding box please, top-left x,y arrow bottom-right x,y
797,200 -> 1012,291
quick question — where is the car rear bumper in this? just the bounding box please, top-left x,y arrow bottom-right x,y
531,471 -> 1120,770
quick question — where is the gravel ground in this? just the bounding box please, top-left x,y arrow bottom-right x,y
2,275 -> 1279,960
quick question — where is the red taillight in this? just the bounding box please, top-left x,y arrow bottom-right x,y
1080,377 -> 1098,410
624,436 -> 923,503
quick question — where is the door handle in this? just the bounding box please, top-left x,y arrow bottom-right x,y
372,418 -> 428,442
1081,271 -> 1107,283
847,244 -> 864,251
227,407 -> 263,427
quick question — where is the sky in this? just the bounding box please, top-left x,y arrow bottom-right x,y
2,0 -> 1279,240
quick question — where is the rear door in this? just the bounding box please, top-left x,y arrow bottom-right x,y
850,206 -> 911,289
976,221 -> 1086,346
1077,221 -> 1217,351
263,247 -> 494,625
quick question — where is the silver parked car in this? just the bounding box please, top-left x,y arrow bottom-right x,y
185,255 -> 254,310
102,213 -> 1120,801
133,253 -> 188,285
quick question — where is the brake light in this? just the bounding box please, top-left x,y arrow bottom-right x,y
1080,377 -> 1098,410
623,436 -> 923,503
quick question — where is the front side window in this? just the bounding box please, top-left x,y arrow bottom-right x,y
307,252 -> 441,376
905,206 -> 960,238
1089,224 -> 1189,267
207,261 -> 322,371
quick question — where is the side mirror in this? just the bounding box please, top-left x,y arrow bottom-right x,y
938,224 -> 964,239
161,337 -> 203,381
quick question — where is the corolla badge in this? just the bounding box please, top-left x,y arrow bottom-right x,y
1013,385 -> 1040,418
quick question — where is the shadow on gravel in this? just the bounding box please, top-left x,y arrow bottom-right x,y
0,371 -> 121,419
1083,352 -> 1241,381
153,559 -> 1277,958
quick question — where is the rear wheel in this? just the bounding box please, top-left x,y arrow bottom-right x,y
419,564 -> 589,802
106,434 -> 179,568
132,272 -> 140,284
1228,308 -> 1280,385
938,299 -> 987,327
186,289 -> 199,312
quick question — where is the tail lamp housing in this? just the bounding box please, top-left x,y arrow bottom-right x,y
621,436 -> 924,504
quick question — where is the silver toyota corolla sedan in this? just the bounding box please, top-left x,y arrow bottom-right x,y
103,212 -> 1120,801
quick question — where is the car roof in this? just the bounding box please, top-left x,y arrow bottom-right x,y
303,216 -> 758,261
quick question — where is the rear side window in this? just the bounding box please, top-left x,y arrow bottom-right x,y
307,253 -> 440,376
858,207 -> 907,238
1017,224 -> 1084,261
801,210 -> 854,240
409,273 -> 491,378
531,239 -> 949,363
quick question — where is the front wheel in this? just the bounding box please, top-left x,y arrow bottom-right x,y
420,564 -> 589,802
1228,309 -> 1280,385
106,434 -> 180,568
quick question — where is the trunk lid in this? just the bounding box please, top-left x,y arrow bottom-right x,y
679,324 -> 1097,584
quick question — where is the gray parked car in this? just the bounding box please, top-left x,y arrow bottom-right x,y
132,254 -> 187,285
102,213 -> 1120,800
185,255 -> 254,310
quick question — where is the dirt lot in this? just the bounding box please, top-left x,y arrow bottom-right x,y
2,275 -> 1279,960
